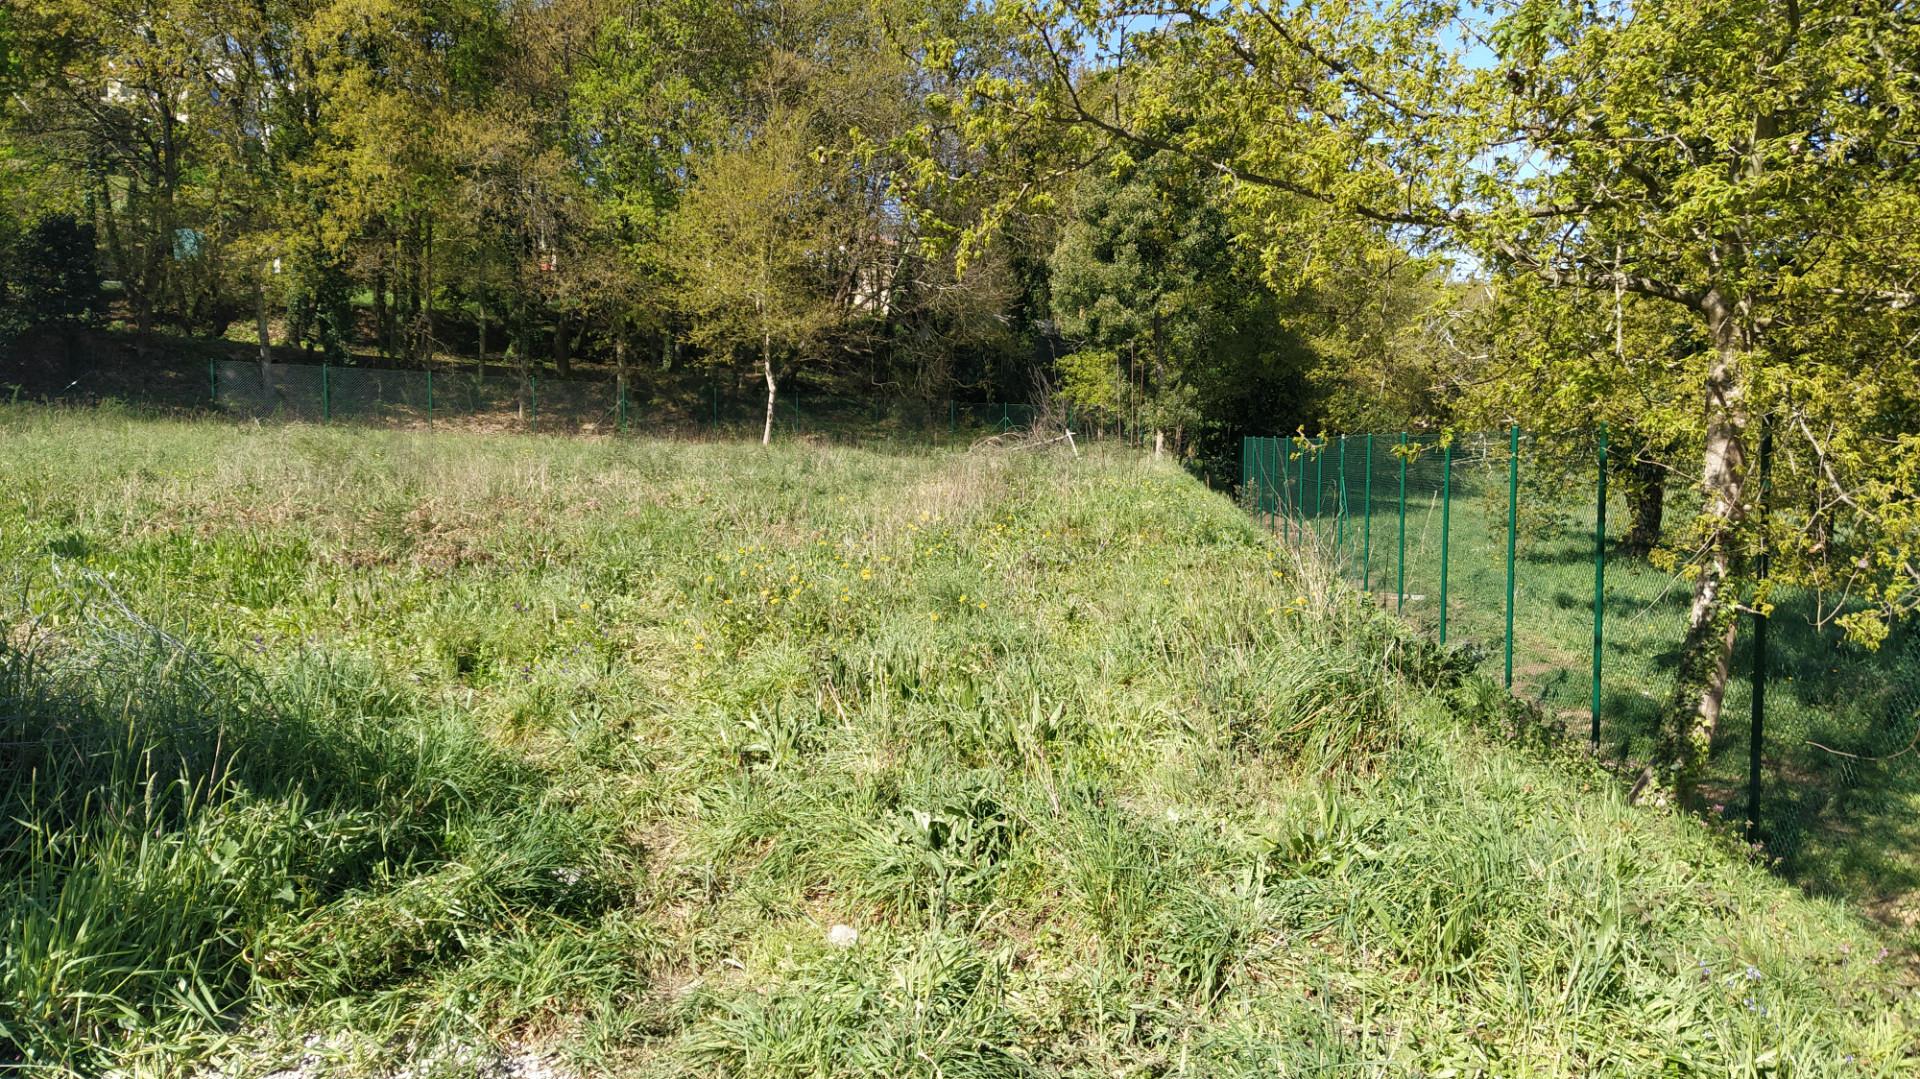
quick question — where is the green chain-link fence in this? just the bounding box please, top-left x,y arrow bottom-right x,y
211,359 -> 1046,442
1242,430 -> 1920,896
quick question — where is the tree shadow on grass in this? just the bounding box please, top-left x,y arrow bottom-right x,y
0,601 -> 618,1066
1499,520 -> 1920,925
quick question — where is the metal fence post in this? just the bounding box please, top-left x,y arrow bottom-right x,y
618,375 -> 627,434
426,368 -> 434,427
1244,431 -> 1259,506
321,362 -> 331,424
1362,433 -> 1374,594
530,374 -> 539,433
1505,425 -> 1520,688
1748,418 -> 1773,841
1272,437 -> 1283,529
1396,433 -> 1408,613
1336,434 -> 1348,566
209,358 -> 218,405
1280,436 -> 1293,543
1313,438 -> 1325,543
1263,437 -> 1276,528
1438,439 -> 1453,643
1297,438 -> 1309,543
1592,425 -> 1608,748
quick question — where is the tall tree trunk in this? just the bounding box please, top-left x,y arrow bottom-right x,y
1622,456 -> 1666,557
373,266 -> 390,358
614,332 -> 628,430
553,315 -> 573,379
1654,292 -> 1751,803
762,331 -> 777,446
255,275 -> 273,379
512,301 -> 531,420
476,300 -> 488,381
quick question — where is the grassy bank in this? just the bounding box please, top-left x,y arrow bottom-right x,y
2,406 -> 1915,1076
1256,436 -> 1920,920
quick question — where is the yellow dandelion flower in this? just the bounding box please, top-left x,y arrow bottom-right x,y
580,601 -> 592,610
929,612 -> 940,622
860,568 -> 873,580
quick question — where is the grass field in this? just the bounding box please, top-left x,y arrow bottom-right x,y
4,406 -> 1918,1076
1251,435 -> 1920,927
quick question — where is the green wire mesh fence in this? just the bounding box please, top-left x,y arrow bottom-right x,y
210,359 -> 1048,442
1242,430 -> 1920,897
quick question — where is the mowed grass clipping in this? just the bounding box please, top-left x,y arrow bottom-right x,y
1,405 -> 1915,1077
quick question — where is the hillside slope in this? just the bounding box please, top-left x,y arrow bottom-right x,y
1,407 -> 1913,1076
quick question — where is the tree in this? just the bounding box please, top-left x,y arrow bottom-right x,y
1461,279 -> 1706,557
8,0 -> 206,343
667,110 -> 840,445
967,0 -> 1920,801
13,214 -> 100,332
1049,156 -> 1226,452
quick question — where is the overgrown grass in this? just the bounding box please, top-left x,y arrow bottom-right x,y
3,404 -> 1915,1076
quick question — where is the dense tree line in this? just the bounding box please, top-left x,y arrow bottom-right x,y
0,0 -> 1436,451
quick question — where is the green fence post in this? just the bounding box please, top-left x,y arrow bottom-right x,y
712,381 -> 719,434
530,375 -> 538,433
1271,437 -> 1283,529
1438,439 -> 1453,643
321,362 -> 331,424
1280,436 -> 1293,543
426,368 -> 434,427
1259,431 -> 1274,526
1313,438 -> 1325,542
1591,424 -> 1608,749
1336,434 -> 1348,566
1505,425 -> 1520,688
1748,418 -> 1772,841
1297,438 -> 1308,545
209,358 -> 218,405
1361,433 -> 1374,594
618,376 -> 627,434
1243,436 -> 1253,508
1396,433 -> 1408,613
